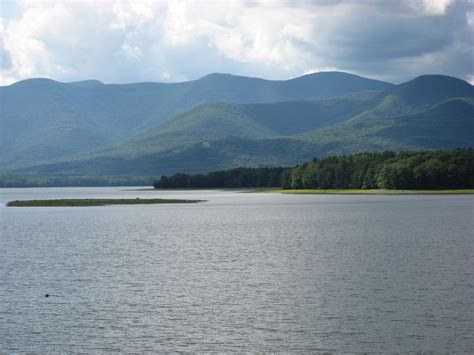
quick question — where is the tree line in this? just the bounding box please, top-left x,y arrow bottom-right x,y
284,149 -> 473,190
153,167 -> 287,189
154,149 -> 474,190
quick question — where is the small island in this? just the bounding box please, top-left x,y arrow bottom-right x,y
6,198 -> 204,207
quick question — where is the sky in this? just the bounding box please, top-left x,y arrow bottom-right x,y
0,0 -> 473,85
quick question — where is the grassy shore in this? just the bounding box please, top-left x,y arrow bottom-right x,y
6,198 -> 204,207
266,189 -> 474,195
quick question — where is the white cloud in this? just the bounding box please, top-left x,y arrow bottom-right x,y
419,0 -> 453,15
0,0 -> 472,85
121,44 -> 143,60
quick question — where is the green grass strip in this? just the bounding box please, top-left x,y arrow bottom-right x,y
265,189 -> 474,195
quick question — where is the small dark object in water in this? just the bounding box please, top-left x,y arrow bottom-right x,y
45,294 -> 49,298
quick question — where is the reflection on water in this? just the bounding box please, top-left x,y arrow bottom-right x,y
1,188 -> 473,352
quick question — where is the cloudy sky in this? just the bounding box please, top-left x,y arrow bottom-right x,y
0,0 -> 473,85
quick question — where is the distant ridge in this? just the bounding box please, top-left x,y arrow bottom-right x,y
4,74 -> 473,177
0,71 -> 394,168
378,74 -> 474,107
9,78 -> 64,88
4,71 -> 391,87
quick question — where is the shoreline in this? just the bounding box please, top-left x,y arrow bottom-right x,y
264,189 -> 474,195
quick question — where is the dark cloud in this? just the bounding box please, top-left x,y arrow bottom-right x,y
305,0 -> 473,82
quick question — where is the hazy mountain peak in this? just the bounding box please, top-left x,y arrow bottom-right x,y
196,72 -> 261,83
402,74 -> 473,89
382,74 -> 474,108
295,71 -> 363,79
7,78 -> 62,88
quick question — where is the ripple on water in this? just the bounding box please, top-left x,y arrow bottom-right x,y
0,189 -> 473,352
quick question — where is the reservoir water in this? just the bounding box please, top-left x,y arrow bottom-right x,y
1,188 -> 473,352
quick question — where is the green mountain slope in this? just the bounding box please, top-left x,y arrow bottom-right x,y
2,90 -> 380,175
9,75 -> 474,177
83,91 -> 377,160
84,103 -> 280,160
357,74 -> 474,119
0,71 -> 392,168
13,96 -> 474,176
9,136 -> 306,176
240,91 -> 376,135
370,98 -> 474,147
296,75 -> 474,155
298,97 -> 474,156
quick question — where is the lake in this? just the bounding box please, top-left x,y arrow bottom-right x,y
1,187 -> 473,352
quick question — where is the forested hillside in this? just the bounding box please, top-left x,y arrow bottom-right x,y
0,72 -> 392,168
9,74 -> 472,178
2,73 -> 473,179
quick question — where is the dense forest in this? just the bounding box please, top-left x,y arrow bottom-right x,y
154,149 -> 474,190
153,167 -> 287,189
285,149 -> 474,189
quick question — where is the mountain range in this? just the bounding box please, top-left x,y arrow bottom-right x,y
1,72 -> 472,176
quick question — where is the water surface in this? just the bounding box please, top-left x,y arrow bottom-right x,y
1,188 -> 473,352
